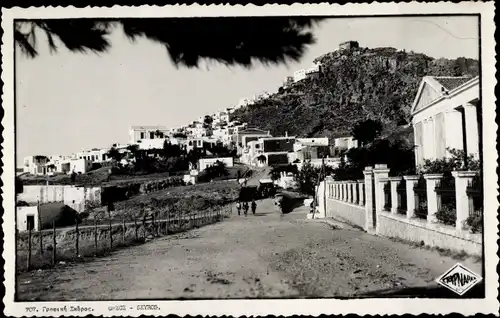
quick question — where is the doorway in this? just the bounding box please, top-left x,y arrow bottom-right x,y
26,215 -> 35,231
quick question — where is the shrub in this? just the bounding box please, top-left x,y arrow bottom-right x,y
435,203 -> 456,226
419,148 -> 481,175
466,212 -> 483,233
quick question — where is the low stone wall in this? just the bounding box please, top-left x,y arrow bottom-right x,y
326,199 -> 365,230
377,211 -> 482,256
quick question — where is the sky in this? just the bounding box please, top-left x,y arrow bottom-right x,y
15,15 -> 479,165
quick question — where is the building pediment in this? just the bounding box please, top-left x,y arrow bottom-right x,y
411,77 -> 445,114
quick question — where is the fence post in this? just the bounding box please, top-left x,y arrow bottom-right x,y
452,171 -> 477,232
423,174 -> 443,224
109,216 -> 113,249
403,175 -> 419,219
357,180 -> 365,206
38,201 -> 43,255
363,167 -> 375,233
134,218 -> 138,241
122,216 -> 126,243
75,217 -> 79,257
389,177 -> 402,214
94,217 -> 98,256
52,221 -> 56,266
152,214 -> 156,237
27,223 -> 32,270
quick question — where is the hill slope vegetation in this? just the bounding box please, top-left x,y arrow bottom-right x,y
232,46 -> 479,141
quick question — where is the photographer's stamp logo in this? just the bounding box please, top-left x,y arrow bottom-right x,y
436,263 -> 482,296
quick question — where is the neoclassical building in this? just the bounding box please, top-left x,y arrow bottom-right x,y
410,75 -> 480,167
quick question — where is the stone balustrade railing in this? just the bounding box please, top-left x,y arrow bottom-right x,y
326,178 -> 366,207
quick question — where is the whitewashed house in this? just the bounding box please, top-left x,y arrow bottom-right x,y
411,76 -> 480,167
129,125 -> 170,144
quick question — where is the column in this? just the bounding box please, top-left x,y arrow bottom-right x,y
404,175 -> 419,219
373,164 -> 390,213
357,180 -> 365,206
452,171 -> 477,232
424,174 -> 443,224
363,167 -> 375,233
389,177 -> 402,214
352,181 -> 358,205
445,110 -> 464,153
463,103 -> 479,159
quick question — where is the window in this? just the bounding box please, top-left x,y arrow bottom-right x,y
255,144 -> 260,149
150,132 -> 155,139
140,132 -> 145,139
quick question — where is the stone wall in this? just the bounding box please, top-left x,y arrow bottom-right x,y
326,199 -> 365,230
378,212 -> 482,256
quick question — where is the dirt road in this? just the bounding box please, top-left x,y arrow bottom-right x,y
17,199 -> 482,300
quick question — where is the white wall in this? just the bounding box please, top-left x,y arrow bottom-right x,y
198,157 -> 234,171
17,185 -> 101,212
16,206 -> 39,231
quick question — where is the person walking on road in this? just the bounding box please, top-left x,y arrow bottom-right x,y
236,201 -> 241,216
251,200 -> 257,215
243,201 -> 249,217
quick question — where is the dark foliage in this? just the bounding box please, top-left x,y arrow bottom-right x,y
351,119 -> 383,146
15,17 -> 323,68
332,139 -> 416,181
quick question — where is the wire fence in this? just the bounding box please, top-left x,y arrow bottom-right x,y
16,205 -> 233,272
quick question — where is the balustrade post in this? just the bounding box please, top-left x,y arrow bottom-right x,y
342,182 -> 347,202
363,167 -> 375,233
452,171 -> 477,232
352,181 -> 358,205
357,180 -> 365,206
404,176 -> 419,219
336,183 -> 340,199
424,174 -> 444,224
389,177 -> 402,214
346,182 -> 352,203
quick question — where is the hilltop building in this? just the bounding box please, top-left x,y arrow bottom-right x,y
339,40 -> 360,51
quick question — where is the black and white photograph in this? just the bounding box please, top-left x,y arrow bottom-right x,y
1,3 -> 498,317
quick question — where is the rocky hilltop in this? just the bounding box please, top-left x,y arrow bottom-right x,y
231,46 -> 479,141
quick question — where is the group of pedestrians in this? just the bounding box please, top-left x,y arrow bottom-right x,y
235,200 -> 257,216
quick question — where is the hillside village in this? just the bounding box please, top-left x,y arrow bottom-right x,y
21,42 -> 371,181
13,14 -> 489,303
17,40 -> 482,256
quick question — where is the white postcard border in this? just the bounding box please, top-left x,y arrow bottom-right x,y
2,2 -> 498,316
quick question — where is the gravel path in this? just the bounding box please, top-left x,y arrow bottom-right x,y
16,199 -> 482,300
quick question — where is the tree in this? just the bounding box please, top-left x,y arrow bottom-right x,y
351,119 -> 383,146
204,115 -> 214,126
126,144 -> 139,156
15,18 -> 323,68
163,141 -> 184,158
107,147 -> 122,162
154,130 -> 164,138
204,161 -> 229,180
173,132 -> 187,139
294,161 -> 320,195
